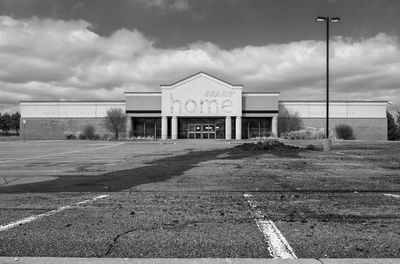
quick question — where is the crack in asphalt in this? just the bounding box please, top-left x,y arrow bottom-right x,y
0,207 -> 60,211
0,177 -> 22,187
100,216 -> 257,257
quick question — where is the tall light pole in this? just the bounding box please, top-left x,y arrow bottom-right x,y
316,16 -> 340,151
22,119 -> 26,142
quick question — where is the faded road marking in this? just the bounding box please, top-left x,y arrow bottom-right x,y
384,193 -> 400,199
243,193 -> 297,259
333,151 -> 363,159
0,143 -> 126,163
0,195 -> 109,232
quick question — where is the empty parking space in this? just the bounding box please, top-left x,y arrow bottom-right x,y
0,192 -> 270,258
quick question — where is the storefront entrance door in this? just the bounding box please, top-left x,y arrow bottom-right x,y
188,124 -> 216,139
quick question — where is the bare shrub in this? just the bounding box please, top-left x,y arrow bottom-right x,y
64,131 -> 76,140
278,106 -> 303,137
103,108 -> 126,140
335,124 -> 355,140
281,127 -> 325,140
81,124 -> 98,140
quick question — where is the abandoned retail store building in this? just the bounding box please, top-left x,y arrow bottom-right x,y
20,72 -> 388,140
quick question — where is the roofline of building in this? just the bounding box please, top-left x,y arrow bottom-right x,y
160,71 -> 243,87
124,92 -> 281,95
20,100 -> 125,103
279,100 -> 388,103
20,99 -> 388,104
124,92 -> 160,94
243,92 -> 280,94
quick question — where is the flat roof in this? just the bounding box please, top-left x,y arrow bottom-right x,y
279,100 -> 388,103
20,100 -> 125,103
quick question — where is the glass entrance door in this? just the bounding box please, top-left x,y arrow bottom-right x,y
187,124 -> 216,139
202,124 -> 216,139
188,124 -> 201,139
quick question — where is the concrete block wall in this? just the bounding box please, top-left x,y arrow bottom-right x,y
21,117 -> 387,140
297,118 -> 387,140
20,118 -> 125,140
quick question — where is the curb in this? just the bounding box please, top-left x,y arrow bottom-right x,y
0,258 -> 399,264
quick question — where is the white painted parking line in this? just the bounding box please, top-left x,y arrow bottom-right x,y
384,193 -> 400,199
243,193 -> 297,259
0,143 -> 126,163
333,151 -> 363,159
0,195 -> 109,232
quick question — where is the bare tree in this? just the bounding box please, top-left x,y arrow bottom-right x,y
103,108 -> 126,140
278,106 -> 303,137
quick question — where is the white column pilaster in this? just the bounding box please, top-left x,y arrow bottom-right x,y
272,116 -> 278,138
125,116 -> 132,139
225,116 -> 232,140
161,116 -> 168,140
171,116 -> 178,140
235,116 -> 242,140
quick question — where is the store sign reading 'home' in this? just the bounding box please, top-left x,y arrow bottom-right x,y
164,89 -> 241,116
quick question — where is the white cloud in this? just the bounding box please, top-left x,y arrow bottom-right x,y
192,12 -> 207,22
0,15 -> 399,113
138,0 -> 190,11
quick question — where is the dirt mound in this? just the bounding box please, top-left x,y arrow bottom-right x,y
233,140 -> 299,153
232,140 -> 320,153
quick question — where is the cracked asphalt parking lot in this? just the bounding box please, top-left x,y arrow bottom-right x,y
0,140 -> 399,258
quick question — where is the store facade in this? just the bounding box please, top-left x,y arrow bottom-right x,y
20,72 -> 388,140
125,72 -> 279,139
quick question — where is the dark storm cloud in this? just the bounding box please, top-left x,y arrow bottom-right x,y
2,0 -> 400,49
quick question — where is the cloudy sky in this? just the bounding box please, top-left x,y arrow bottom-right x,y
0,0 -> 399,113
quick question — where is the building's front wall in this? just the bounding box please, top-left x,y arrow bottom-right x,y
161,74 -> 242,117
19,74 -> 387,141
159,73 -> 245,139
242,93 -> 279,112
20,102 -> 125,140
279,101 -> 388,140
296,118 -> 387,141
125,73 -> 279,140
125,93 -> 161,113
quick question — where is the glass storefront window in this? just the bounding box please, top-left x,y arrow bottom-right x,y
133,118 -> 161,139
242,117 -> 272,139
132,117 -> 271,139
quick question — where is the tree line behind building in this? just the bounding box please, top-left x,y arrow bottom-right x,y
387,111 -> 400,140
0,112 -> 20,135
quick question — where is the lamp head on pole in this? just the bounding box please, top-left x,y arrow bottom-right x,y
316,16 -> 341,23
330,17 -> 340,23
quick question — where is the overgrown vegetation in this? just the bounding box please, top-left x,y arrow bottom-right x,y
103,108 -> 126,140
0,112 -> 20,135
64,132 -> 76,140
281,128 -> 326,140
335,124 -> 355,140
387,111 -> 400,140
80,124 -> 99,140
278,106 -> 303,137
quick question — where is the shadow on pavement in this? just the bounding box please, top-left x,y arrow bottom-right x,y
0,141 -> 307,193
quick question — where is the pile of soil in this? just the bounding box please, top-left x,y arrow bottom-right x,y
233,140 -> 319,153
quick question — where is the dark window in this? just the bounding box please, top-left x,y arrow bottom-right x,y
133,118 -> 161,139
242,118 -> 272,139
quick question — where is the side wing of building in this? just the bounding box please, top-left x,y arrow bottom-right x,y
20,101 -> 125,140
279,101 -> 388,140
